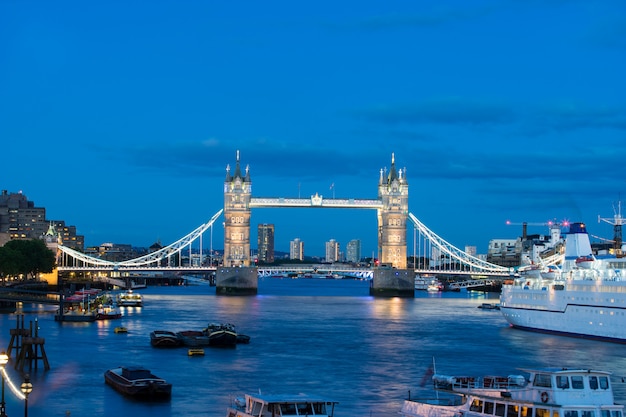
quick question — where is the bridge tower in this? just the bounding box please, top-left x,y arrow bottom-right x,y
223,150 -> 252,267
371,153 -> 413,297
216,151 -> 258,295
378,153 -> 408,269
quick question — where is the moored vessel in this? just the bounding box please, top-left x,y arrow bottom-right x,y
400,366 -> 624,417
500,222 -> 626,343
150,330 -> 182,347
204,322 -> 238,347
226,393 -> 338,417
104,366 -> 172,400
117,289 -> 143,307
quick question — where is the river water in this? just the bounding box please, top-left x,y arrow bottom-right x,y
1,278 -> 626,417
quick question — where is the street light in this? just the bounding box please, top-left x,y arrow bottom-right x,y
0,350 -> 8,417
20,375 -> 32,417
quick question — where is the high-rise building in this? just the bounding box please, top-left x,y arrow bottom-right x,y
290,238 -> 304,261
257,223 -> 275,263
346,239 -> 361,263
325,239 -> 340,263
0,190 -> 84,250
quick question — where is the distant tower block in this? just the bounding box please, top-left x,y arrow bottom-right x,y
217,151 -> 258,295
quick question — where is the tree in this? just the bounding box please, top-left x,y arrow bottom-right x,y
0,239 -> 56,280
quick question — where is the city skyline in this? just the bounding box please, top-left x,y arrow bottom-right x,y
2,1 -> 624,256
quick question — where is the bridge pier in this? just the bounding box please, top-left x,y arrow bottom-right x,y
369,267 -> 414,297
215,267 -> 258,295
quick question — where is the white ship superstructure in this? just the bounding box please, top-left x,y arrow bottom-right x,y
500,222 -> 626,343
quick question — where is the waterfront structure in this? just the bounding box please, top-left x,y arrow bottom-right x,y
218,151 -> 414,296
346,239 -> 361,263
325,239 -> 340,263
257,224 -> 275,263
290,238 -> 304,261
377,154 -> 408,269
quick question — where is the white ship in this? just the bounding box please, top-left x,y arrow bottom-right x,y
500,222 -> 626,343
401,366 -> 624,417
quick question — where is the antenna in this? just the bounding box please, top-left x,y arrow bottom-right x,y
598,199 -> 624,255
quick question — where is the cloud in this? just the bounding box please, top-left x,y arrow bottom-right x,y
357,97 -> 517,127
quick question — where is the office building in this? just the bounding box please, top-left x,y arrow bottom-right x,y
257,223 -> 275,263
346,239 -> 361,263
0,190 -> 84,250
325,239 -> 340,263
290,238 -> 304,261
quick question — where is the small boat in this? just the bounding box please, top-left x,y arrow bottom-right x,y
150,330 -> 182,348
204,323 -> 238,347
176,330 -> 211,347
117,290 -> 143,307
187,348 -> 205,356
477,303 -> 500,310
104,366 -> 172,400
114,327 -> 128,334
96,304 -> 122,320
226,393 -> 338,417
400,366 -> 624,417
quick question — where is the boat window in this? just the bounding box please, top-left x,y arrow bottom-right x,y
590,377 -> 599,390
280,403 -> 297,415
557,376 -> 570,389
611,411 -> 622,417
313,403 -> 327,414
534,374 -> 553,388
536,408 -> 550,417
571,376 -> 584,389
297,403 -> 313,415
582,411 -> 595,417
554,410 -> 560,417
601,411 -> 610,417
521,406 -> 533,417
564,411 -> 578,417
507,404 -> 520,417
470,399 -> 484,412
600,377 -> 609,390
496,403 -> 506,417
485,401 -> 495,414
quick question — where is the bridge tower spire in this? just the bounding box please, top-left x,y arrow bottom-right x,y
223,150 -> 252,267
377,153 -> 409,269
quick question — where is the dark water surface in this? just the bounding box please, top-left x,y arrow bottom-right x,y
2,278 -> 626,417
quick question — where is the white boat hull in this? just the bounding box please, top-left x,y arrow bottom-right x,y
500,279 -> 626,342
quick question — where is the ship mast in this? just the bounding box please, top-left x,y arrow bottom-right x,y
598,200 -> 624,256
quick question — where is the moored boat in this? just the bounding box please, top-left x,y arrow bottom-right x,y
204,323 -> 238,347
401,366 -> 624,417
226,393 -> 338,417
96,304 -> 122,320
150,330 -> 182,347
500,222 -> 626,342
117,289 -> 143,307
176,330 -> 211,347
104,366 -> 172,400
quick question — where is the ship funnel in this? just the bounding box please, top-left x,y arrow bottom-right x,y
564,222 -> 593,261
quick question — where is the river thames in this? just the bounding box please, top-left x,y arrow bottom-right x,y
1,278 -> 626,417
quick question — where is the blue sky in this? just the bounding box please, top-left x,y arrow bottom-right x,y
1,0 -> 625,257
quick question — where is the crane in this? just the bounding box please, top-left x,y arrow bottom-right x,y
598,200 -> 624,254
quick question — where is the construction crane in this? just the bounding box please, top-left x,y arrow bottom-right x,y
598,200 -> 624,255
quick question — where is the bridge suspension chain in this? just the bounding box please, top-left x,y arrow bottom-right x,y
58,209 -> 223,268
408,213 -> 510,273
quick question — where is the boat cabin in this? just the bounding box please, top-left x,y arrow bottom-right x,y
404,369 -> 623,417
227,393 -> 338,417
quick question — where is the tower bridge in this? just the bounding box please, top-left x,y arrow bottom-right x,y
53,151 -> 511,297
